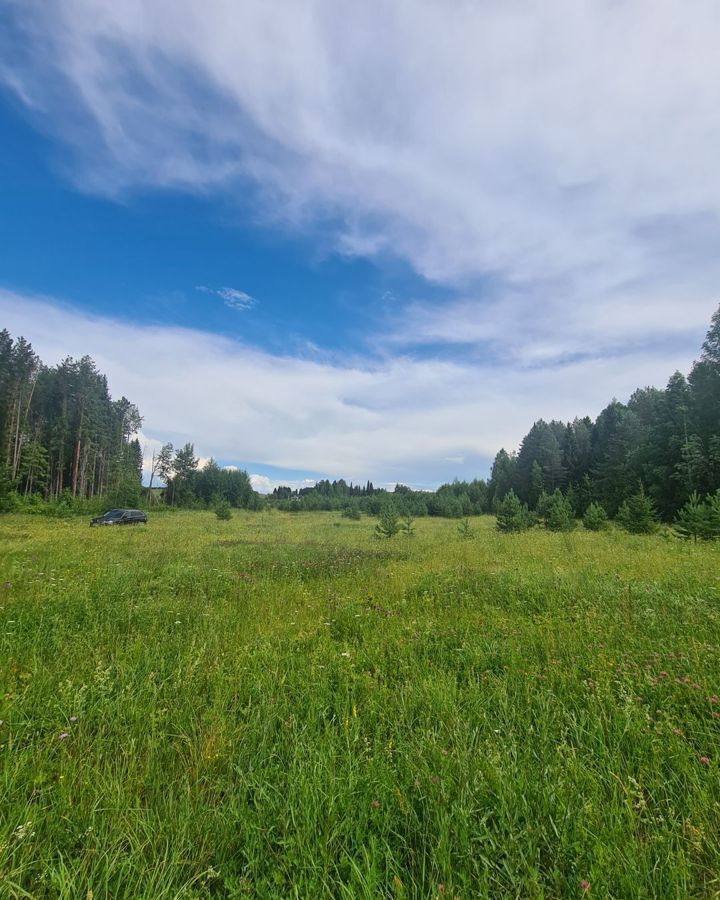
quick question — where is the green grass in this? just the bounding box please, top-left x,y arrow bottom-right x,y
1,511 -> 720,898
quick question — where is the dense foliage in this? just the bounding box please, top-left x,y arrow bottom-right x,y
0,330 -> 142,511
486,304 -> 720,524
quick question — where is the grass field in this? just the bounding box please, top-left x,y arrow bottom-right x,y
1,511 -> 719,898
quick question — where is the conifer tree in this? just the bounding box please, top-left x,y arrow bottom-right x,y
375,506 -> 400,538
674,492 -> 708,542
704,490 -> 720,540
617,485 -> 658,534
539,488 -> 575,531
496,490 -> 532,533
582,502 -> 608,531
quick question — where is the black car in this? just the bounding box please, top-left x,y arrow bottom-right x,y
90,508 -> 148,526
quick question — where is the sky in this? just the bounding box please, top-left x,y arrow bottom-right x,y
1,0 -> 719,492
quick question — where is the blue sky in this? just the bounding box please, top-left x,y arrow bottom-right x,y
1,1 -> 719,491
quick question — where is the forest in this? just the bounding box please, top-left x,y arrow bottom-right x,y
1,303 -> 719,526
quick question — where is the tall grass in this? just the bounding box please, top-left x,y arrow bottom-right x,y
1,512 -> 719,897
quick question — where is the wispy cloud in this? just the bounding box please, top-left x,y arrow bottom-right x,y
3,0 -> 719,373
196,285 -> 257,311
4,1 -> 720,295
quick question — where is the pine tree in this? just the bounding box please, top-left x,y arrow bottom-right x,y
674,492 -> 708,542
617,485 -> 658,534
399,514 -> 415,536
215,497 -> 233,520
528,460 -> 544,509
496,490 -> 532,533
539,488 -> 575,532
457,517 -> 474,539
704,490 -> 720,540
582,502 -> 608,531
375,506 -> 400,538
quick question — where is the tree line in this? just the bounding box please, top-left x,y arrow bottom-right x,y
0,330 -> 143,511
2,302 -> 719,524
270,304 -> 720,533
0,329 -> 263,514
485,304 -> 720,529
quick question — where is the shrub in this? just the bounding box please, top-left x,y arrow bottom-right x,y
583,502 -> 608,531
341,503 -> 361,520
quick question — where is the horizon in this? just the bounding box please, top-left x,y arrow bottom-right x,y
2,1 -> 719,492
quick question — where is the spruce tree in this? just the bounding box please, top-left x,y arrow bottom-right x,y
496,490 -> 531,533
705,490 -> 720,540
582,502 -> 608,531
617,485 -> 658,534
539,488 -> 575,531
674,492 -> 708,542
375,506 -> 400,538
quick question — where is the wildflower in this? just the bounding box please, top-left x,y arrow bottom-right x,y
693,683 -> 701,690
699,756 -> 710,765
430,775 -> 439,784
581,879 -> 591,892
709,696 -> 718,705
69,716 -> 78,723
672,727 -> 682,736
438,885 -> 445,895
372,800 -> 380,809
59,732 -> 69,740
659,671 -> 668,679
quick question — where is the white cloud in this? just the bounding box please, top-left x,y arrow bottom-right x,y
196,285 -> 257,311
250,474 -> 316,494
1,291 -> 708,484
4,0 -> 720,303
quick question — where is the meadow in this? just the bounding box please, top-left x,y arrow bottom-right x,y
1,511 -> 719,899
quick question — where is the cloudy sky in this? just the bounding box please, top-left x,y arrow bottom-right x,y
1,0 -> 719,490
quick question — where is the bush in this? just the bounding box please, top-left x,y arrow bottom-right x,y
496,490 -> 533,533
617,486 -> 658,534
583,502 -> 608,531
341,503 -> 361,520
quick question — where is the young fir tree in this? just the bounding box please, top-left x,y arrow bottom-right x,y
674,492 -> 710,541
706,490 -> 720,540
496,490 -> 532,533
457,517 -> 474,539
538,488 -> 575,531
399,514 -> 415,536
215,497 -> 233,520
582,502 -> 608,531
375,506 -> 400,538
617,485 -> 658,534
